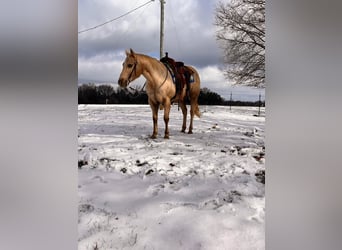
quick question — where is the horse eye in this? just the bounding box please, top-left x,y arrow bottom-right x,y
127,64 -> 133,68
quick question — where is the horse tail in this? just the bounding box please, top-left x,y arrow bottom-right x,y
186,65 -> 201,118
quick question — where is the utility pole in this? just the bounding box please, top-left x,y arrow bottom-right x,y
229,92 -> 232,111
159,0 -> 165,58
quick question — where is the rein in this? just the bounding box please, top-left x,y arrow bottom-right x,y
158,63 -> 169,89
130,57 -> 169,89
127,61 -> 137,83
127,57 -> 170,96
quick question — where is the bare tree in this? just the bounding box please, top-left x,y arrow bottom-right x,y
214,0 -> 265,87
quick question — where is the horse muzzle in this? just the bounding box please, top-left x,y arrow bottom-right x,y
118,78 -> 128,88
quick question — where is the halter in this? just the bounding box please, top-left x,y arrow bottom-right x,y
127,61 -> 137,83
127,55 -> 169,89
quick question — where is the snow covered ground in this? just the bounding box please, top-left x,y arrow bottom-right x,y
78,104 -> 265,250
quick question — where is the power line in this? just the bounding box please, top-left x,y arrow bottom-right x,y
78,0 -> 155,34
111,1 -> 152,48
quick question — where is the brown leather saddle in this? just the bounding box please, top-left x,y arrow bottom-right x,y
160,52 -> 193,100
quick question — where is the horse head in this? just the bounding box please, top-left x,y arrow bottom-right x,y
118,48 -> 140,88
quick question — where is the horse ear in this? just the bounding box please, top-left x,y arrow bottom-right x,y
130,48 -> 135,57
126,48 -> 135,58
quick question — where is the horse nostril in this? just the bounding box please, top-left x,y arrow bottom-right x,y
118,78 -> 127,88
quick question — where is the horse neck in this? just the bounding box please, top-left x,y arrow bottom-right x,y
137,54 -> 166,86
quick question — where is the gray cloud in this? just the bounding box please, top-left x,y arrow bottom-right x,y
78,0 -> 221,62
78,0 -> 264,100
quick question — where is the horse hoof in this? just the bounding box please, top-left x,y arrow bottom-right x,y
181,129 -> 186,133
150,135 -> 157,139
164,135 -> 169,139
188,131 -> 193,134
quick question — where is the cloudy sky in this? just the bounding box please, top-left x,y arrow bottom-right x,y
78,0 -> 264,101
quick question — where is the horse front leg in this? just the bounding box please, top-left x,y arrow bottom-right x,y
179,101 -> 187,133
163,100 -> 171,139
149,100 -> 159,139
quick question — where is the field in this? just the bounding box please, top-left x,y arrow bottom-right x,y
78,104 -> 265,249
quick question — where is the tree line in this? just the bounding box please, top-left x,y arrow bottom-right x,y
78,84 -> 264,107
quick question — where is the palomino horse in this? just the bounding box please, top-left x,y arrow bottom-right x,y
118,49 -> 201,139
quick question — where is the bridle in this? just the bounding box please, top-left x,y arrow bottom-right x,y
127,60 -> 138,84
126,56 -> 169,88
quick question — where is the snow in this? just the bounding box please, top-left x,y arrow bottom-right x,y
78,104 -> 265,249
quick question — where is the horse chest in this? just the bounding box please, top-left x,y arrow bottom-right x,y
146,84 -> 172,103
148,89 -> 164,103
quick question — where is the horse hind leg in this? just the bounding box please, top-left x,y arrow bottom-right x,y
179,101 -> 187,133
188,94 -> 200,134
185,67 -> 201,134
189,107 -> 194,134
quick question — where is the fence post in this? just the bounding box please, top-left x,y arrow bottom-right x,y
258,93 -> 261,116
229,92 -> 232,111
